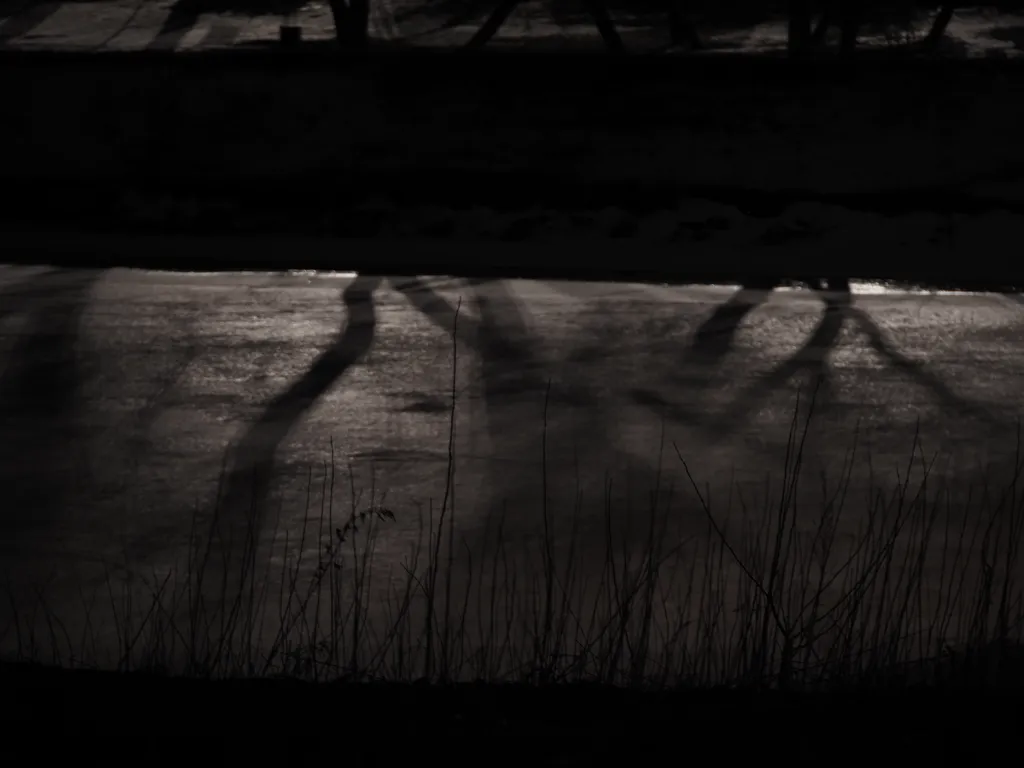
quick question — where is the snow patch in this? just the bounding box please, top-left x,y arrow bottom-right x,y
63,197 -> 1024,256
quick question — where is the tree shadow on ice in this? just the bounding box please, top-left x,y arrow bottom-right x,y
389,280 -> 603,459
715,294 -> 1013,446
466,277 -> 549,399
0,269 -> 102,540
211,275 -> 379,599
629,278 -> 851,440
632,276 -> 1008,449
388,278 -> 492,356
387,277 -> 547,522
845,305 -> 1010,430
390,277 -> 661,560
700,284 -> 851,437
388,277 -> 546,419
389,276 -> 599,415
464,278 -> 610,482
688,281 -> 776,365
680,276 -> 841,371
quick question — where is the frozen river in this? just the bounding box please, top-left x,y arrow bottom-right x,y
1,266 -> 1021,678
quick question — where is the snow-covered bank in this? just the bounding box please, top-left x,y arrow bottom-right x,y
6,199 -> 1022,286
99,195 -> 1024,251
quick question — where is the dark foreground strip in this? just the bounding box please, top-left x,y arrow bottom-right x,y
2,660 -> 1020,765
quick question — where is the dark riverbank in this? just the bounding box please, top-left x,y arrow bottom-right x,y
4,47 -> 1021,286
4,49 -> 1022,192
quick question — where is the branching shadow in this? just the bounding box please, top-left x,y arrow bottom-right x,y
846,305 -> 1008,429
629,279 -> 850,437
212,275 -> 380,579
0,269 -> 103,537
467,277 -> 548,397
390,277 -> 598,410
392,275 -> 662,565
389,276 -> 553,416
388,276 -> 544,520
702,286 -> 851,436
389,277 -> 616,515
686,277 -> 834,366
689,282 -> 776,364
632,276 -> 1008,446
389,276 -> 487,355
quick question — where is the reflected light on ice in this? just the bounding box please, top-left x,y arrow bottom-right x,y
146,271 -> 1021,299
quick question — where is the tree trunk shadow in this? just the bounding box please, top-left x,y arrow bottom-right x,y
389,276 -> 482,353
690,283 -> 776,363
688,277 -> 839,365
389,277 -> 613,538
468,277 -> 548,396
0,269 -> 103,537
389,276 -> 547,419
210,275 -> 380,602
